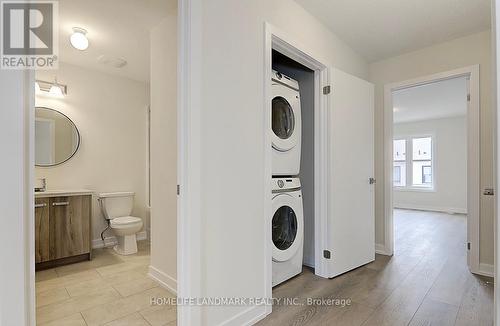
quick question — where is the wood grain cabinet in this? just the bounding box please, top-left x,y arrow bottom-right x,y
34,198 -> 50,263
35,194 -> 91,270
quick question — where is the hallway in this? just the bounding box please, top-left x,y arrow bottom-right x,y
259,209 -> 494,326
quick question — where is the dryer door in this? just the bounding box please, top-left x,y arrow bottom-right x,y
271,193 -> 303,262
271,83 -> 301,152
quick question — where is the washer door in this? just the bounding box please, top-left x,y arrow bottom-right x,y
271,83 -> 301,152
272,193 -> 303,262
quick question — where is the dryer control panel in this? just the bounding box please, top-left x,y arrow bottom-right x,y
271,69 -> 300,91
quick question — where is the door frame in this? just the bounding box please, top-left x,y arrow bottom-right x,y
3,70 -> 36,325
383,65 -> 481,274
264,23 -> 330,314
177,0 -> 203,324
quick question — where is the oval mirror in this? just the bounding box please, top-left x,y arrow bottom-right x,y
35,107 -> 80,166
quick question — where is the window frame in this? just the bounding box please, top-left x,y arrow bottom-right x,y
393,165 -> 402,184
393,138 -> 407,187
393,134 -> 435,192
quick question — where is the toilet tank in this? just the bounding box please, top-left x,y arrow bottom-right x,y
99,192 -> 135,219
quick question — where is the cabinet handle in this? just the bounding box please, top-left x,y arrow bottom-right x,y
52,202 -> 69,206
35,203 -> 47,208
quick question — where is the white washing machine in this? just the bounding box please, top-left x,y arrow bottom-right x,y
271,70 -> 301,176
271,177 -> 304,287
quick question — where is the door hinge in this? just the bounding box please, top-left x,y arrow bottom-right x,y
467,242 -> 471,250
177,185 -> 180,195
323,85 -> 331,95
323,250 -> 331,259
467,94 -> 471,102
369,177 -> 376,184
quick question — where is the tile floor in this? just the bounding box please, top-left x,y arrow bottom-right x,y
35,241 -> 177,326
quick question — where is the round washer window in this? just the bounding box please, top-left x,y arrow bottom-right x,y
272,96 -> 295,140
272,206 -> 297,251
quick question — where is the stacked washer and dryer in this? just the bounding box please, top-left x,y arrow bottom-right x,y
270,70 -> 304,287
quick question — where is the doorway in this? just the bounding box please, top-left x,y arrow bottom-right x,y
384,66 -> 480,273
272,50 -> 315,272
263,23 -> 375,319
265,26 -> 330,306
31,1 -> 178,325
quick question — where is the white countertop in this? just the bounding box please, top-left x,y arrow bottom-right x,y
35,189 -> 94,198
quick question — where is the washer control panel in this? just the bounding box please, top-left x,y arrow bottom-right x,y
271,177 -> 301,192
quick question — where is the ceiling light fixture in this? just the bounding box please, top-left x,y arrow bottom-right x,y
70,27 -> 89,51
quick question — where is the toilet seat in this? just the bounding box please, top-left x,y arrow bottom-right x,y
110,216 -> 142,228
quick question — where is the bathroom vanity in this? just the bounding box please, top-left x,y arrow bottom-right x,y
34,190 -> 93,270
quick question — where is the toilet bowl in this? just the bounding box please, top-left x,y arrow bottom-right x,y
98,192 -> 143,255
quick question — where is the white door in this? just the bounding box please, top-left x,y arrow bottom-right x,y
326,67 -> 375,277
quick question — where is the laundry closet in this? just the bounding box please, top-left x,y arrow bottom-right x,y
272,50 -> 316,273
269,46 -> 375,287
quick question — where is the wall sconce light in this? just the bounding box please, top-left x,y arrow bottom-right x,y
35,78 -> 68,98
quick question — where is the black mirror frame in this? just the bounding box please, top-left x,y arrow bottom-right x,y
35,106 -> 81,167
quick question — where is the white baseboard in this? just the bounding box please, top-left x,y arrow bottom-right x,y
477,263 -> 494,277
148,265 -> 177,295
375,243 -> 391,256
92,230 -> 148,249
394,204 -> 467,215
219,305 -> 268,326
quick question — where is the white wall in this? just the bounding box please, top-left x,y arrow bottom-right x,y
369,30 -> 494,266
149,12 -> 177,292
393,116 -> 467,214
186,0 -> 368,324
35,62 -> 149,242
0,70 -> 34,325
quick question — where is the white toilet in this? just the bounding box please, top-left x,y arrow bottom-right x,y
98,192 -> 143,255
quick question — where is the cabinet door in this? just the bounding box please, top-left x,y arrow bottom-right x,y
35,198 -> 50,263
49,196 -> 91,259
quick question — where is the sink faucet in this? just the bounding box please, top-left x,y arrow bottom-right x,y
35,178 -> 46,192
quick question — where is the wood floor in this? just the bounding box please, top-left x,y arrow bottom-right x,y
258,209 -> 494,326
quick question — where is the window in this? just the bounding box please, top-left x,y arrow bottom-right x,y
393,139 -> 406,187
422,166 -> 432,184
393,136 -> 433,189
393,166 -> 401,183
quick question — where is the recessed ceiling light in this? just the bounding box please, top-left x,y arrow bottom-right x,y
70,27 -> 89,51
